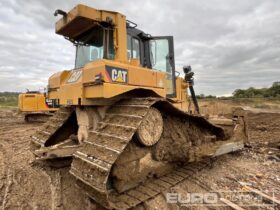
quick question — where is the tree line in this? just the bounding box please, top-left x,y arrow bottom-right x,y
0,92 -> 19,107
196,82 -> 280,99
233,82 -> 280,98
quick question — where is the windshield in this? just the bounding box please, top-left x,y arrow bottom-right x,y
75,26 -> 114,69
75,45 -> 104,69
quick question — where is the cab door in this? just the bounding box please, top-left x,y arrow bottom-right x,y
148,36 -> 176,97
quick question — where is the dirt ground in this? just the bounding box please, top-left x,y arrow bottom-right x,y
0,101 -> 279,210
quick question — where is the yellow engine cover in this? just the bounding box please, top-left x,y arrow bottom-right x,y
18,93 -> 58,113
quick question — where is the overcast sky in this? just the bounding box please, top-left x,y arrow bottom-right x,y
0,0 -> 279,95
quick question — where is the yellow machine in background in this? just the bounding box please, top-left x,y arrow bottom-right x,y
18,91 -> 59,122
30,5 -> 248,209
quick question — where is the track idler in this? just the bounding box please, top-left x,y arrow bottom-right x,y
136,107 -> 163,146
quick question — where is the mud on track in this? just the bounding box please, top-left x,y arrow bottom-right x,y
0,107 -> 279,209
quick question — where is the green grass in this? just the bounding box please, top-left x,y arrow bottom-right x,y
0,92 -> 19,108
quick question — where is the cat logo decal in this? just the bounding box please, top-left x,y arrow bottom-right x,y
105,66 -> 128,83
67,69 -> 82,83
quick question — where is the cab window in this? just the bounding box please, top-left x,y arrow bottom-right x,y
127,35 -> 140,60
75,26 -> 114,69
149,39 -> 171,73
132,38 -> 140,58
149,38 -> 175,96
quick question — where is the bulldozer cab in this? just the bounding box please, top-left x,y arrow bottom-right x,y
73,24 -> 176,97
126,26 -> 176,97
55,5 -> 177,98
123,27 -> 176,97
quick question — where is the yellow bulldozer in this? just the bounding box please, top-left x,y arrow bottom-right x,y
30,5 -> 248,209
18,90 -> 59,122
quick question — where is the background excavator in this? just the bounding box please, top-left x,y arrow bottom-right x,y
18,90 -> 59,122
30,4 -> 248,209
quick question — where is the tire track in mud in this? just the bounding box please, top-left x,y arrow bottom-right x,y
0,136 -> 13,210
0,143 -> 7,209
42,170 -> 63,210
0,113 -> 90,210
0,119 -> 53,209
1,169 -> 13,210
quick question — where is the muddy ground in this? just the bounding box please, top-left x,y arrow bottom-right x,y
0,103 -> 279,210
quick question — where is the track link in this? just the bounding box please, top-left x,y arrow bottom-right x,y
70,98 -> 154,207
70,98 -> 226,209
30,107 -> 73,152
78,160 -> 212,209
